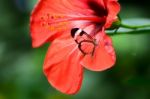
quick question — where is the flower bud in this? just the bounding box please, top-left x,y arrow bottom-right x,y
107,18 -> 121,30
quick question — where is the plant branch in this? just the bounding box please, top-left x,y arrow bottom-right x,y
108,29 -> 150,36
120,23 -> 150,29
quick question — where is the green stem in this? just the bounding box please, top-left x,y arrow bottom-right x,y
108,29 -> 150,36
120,23 -> 150,29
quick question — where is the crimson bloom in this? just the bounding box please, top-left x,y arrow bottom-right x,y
30,0 -> 120,94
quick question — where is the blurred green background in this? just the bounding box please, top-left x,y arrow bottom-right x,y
0,0 -> 150,99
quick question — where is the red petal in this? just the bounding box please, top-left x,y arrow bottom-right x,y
30,0 -> 100,47
43,39 -> 83,94
104,0 -> 120,28
81,33 -> 116,71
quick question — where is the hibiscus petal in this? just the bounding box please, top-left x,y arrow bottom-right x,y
104,0 -> 120,28
81,34 -> 116,71
43,39 -> 83,94
30,0 -> 101,48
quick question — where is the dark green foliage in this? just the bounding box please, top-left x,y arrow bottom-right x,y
0,0 -> 149,99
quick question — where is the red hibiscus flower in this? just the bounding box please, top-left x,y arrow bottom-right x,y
30,0 -> 120,94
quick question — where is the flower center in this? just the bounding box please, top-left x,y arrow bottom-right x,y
88,0 -> 108,17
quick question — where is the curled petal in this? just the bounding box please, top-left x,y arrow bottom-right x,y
104,0 -> 120,28
81,33 -> 116,71
43,39 -> 83,94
